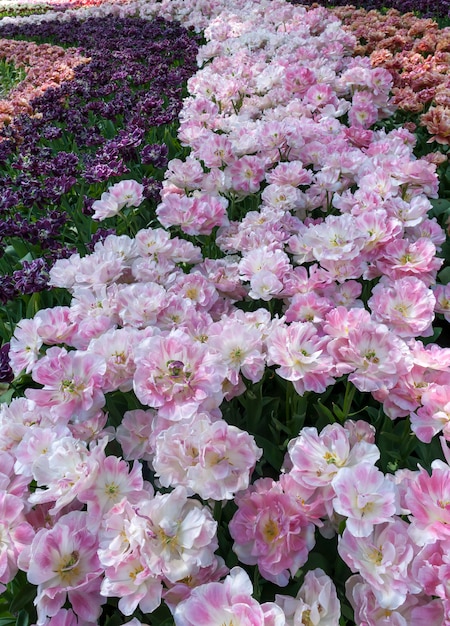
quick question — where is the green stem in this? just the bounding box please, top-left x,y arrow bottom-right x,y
342,379 -> 356,422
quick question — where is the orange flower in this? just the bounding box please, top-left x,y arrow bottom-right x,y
421,106 -> 450,145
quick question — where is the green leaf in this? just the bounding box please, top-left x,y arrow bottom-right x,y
254,434 -> 284,471
15,611 -> 28,626
438,266 -> 450,285
430,198 -> 450,216
332,403 -> 345,421
314,400 -> 336,424
9,585 -> 36,614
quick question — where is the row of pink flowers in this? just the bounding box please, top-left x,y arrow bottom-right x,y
329,6 -> 450,145
0,38 -> 90,129
1,0 -> 450,624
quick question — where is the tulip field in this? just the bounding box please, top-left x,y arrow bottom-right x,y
0,0 -> 449,624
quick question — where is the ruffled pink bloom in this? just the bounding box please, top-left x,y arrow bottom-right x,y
374,238 -> 442,285
162,557 -> 229,611
157,192 -> 228,235
332,463 -> 398,537
101,549 -> 163,616
153,415 -> 262,500
164,156 -> 204,190
207,316 -> 266,385
28,436 -> 107,515
412,539 -> 450,601
9,317 -> 43,376
373,341 -> 450,420
284,292 -> 333,324
169,272 -> 219,311
266,322 -> 335,395
92,180 -> 144,221
116,282 -> 166,329
115,409 -> 158,462
34,307 -> 77,346
0,492 -> 35,588
133,328 -> 226,420
91,192 -> 121,221
344,419 -> 376,446
107,180 -> 144,209
405,462 -> 450,545
298,214 -> 368,264
248,269 -> 284,301
98,497 -> 152,570
338,518 -> 419,609
25,347 -> 106,421
225,155 -> 267,195
78,456 -> 148,523
14,424 -> 71,479
434,283 -> 450,323
347,575 -> 444,626
21,511 -> 104,625
229,477 -> 315,586
173,566 -> 286,626
368,276 -> 435,338
87,327 -> 138,393
194,131 -> 234,167
411,384 -> 450,443
327,320 -> 413,392
138,486 -> 218,583
287,424 -> 380,508
276,568 -> 340,626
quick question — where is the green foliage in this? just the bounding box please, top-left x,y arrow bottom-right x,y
0,58 -> 26,99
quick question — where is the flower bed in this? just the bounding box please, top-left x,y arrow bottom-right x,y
0,1 -> 450,625
0,13 -> 199,315
0,39 -> 90,127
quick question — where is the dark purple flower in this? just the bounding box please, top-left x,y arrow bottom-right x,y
13,258 -> 50,295
0,343 -> 14,384
0,275 -> 16,305
141,143 -> 169,168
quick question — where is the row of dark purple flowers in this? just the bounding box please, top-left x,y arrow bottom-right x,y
0,14 -> 199,307
294,0 -> 450,19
